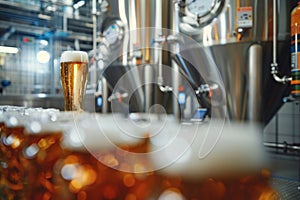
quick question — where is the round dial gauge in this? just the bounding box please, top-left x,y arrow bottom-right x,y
182,0 -> 226,28
103,23 -> 120,45
186,0 -> 215,17
102,19 -> 124,47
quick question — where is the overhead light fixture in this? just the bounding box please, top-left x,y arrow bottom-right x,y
40,39 -> 48,46
46,5 -> 57,12
0,46 -> 19,54
38,14 -> 51,20
37,50 -> 50,63
73,0 -> 85,9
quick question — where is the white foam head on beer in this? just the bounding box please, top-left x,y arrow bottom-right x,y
149,120 -> 267,180
60,113 -> 147,151
60,112 -> 267,179
60,51 -> 88,63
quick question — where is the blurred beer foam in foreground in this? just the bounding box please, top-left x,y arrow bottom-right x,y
62,112 -> 267,180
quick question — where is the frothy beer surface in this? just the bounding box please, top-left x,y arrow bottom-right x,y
0,108 -> 280,199
60,51 -> 88,63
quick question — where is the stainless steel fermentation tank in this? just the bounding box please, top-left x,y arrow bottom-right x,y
97,0 -> 291,124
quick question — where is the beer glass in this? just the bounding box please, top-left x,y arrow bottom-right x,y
60,51 -> 89,111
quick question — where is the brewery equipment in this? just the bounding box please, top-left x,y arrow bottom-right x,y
93,0 -> 292,125
0,1 -> 298,198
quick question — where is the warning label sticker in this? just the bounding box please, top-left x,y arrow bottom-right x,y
237,6 -> 253,28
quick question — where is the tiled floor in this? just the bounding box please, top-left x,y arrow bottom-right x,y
267,152 -> 300,181
272,178 -> 300,200
263,101 -> 300,199
266,151 -> 300,199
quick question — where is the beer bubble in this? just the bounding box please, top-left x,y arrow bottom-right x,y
24,144 -> 39,158
158,189 -> 185,200
28,121 -> 42,133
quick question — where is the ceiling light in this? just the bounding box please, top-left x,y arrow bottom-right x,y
37,50 -> 50,63
40,40 -> 48,46
46,6 -> 57,12
73,0 -> 85,9
38,14 -> 51,20
0,46 -> 19,54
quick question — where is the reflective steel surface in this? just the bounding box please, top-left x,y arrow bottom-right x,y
100,0 -> 291,124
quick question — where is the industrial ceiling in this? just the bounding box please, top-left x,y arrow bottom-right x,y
0,0 -> 94,51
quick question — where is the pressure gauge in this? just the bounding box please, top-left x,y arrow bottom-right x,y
186,0 -> 216,17
103,23 -> 120,45
181,0 -> 226,28
101,19 -> 124,47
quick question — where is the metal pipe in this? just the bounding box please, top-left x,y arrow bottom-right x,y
171,0 -> 181,117
119,0 -> 129,66
92,0 -> 97,57
264,142 -> 300,152
272,0 -> 277,65
248,44 -> 262,122
155,1 -> 163,89
91,0 -> 98,92
0,26 -> 15,42
275,113 -> 279,152
102,77 -> 109,113
156,36 -> 173,92
271,0 -> 292,84
152,34 -> 173,93
144,64 -> 153,112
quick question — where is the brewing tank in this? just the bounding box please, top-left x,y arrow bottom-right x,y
98,0 -> 291,124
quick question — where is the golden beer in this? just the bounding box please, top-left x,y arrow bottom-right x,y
23,131 -> 64,200
60,51 -> 88,111
0,124 -> 26,199
54,138 -> 279,200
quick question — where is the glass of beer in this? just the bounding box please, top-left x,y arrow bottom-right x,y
60,51 -> 89,111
